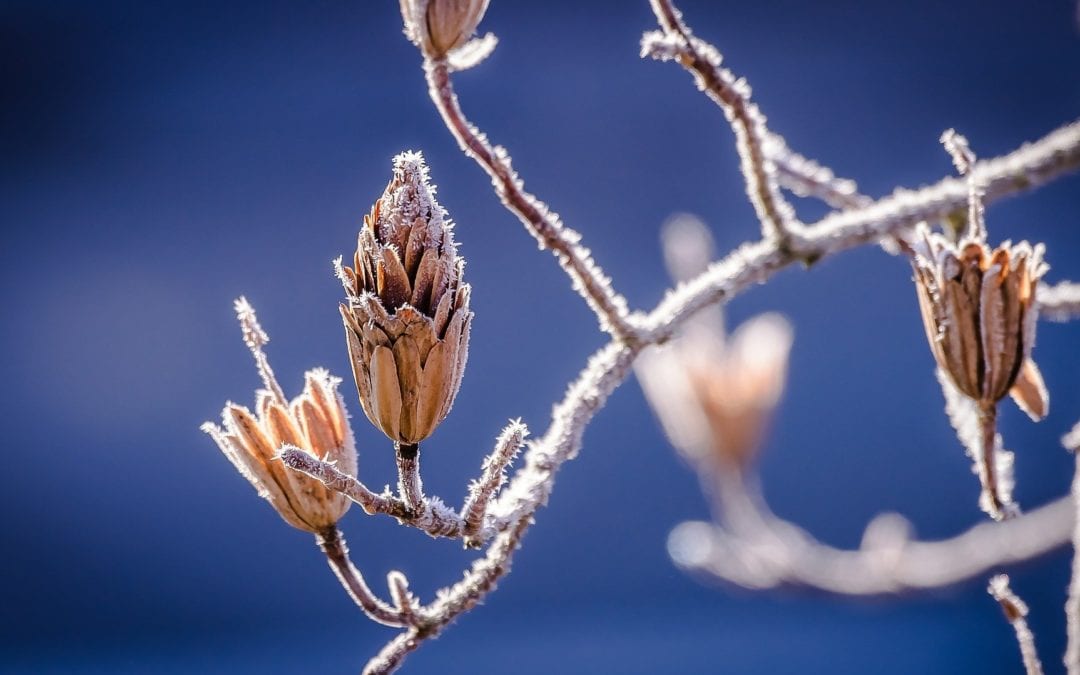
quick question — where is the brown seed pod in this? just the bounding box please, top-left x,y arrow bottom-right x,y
203,300 -> 357,533
908,225 -> 1049,419
338,151 -> 472,445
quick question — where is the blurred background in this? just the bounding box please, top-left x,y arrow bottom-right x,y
3,0 -> 1080,672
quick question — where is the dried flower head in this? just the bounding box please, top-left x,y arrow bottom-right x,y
909,227 -> 1048,419
400,0 -> 489,59
338,151 -> 472,446
637,313 -> 793,472
202,298 -> 357,533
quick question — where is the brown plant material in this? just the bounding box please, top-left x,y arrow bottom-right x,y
909,227 -> 1049,420
637,312 -> 793,473
203,299 -> 357,533
338,151 -> 472,445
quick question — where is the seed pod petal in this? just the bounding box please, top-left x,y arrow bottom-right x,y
417,341 -> 453,439
393,334 -> 423,443
371,345 -> 403,440
1009,359 -> 1049,421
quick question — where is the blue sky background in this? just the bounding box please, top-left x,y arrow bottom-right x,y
3,1 -> 1080,673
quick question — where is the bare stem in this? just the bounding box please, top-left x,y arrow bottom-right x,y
978,403 -> 1007,521
989,575 -> 1044,675
645,0 -> 799,244
396,443 -> 425,514
1066,442 -> 1080,674
316,528 -> 406,627
422,59 -> 636,342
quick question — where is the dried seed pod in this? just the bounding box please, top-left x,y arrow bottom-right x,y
908,224 -> 1049,420
400,0 -> 489,59
338,151 -> 472,445
203,299 -> 357,533
637,313 -> 793,473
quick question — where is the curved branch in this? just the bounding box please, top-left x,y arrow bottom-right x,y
316,528 -> 409,627
668,494 -> 1072,596
422,59 -> 636,342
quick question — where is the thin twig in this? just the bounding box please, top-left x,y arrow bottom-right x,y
644,0 -> 799,244
767,133 -> 872,210
989,575 -> 1045,675
460,421 -> 527,547
421,59 -> 636,342
1065,428 -> 1080,675
316,528 -> 407,627
281,449 -> 465,539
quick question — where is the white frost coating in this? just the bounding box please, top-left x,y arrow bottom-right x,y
1039,281 -> 1080,322
988,575 -> 1045,675
937,367 -> 1018,519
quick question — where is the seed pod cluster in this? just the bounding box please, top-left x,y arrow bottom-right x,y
909,225 -> 1049,419
338,151 -> 472,446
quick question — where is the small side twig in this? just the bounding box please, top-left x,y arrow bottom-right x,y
460,420 -> 528,547
643,0 -> 800,244
281,449 -> 466,540
989,574 -> 1044,675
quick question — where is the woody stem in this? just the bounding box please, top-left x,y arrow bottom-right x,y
396,443 -> 425,514
978,402 -> 1004,520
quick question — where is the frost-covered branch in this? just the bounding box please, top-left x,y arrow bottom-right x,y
420,58 -> 637,342
1040,281 -> 1080,321
282,448 -> 466,540
642,119 -> 1080,341
643,0 -> 799,244
767,133 -> 871,210
989,575 -> 1045,675
316,528 -> 411,627
460,420 -> 527,547
668,487 -> 1072,595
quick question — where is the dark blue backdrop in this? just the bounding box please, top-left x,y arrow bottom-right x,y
3,1 -> 1079,673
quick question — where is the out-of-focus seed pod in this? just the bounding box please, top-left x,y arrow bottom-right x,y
908,225 -> 1049,420
338,151 -> 472,446
400,0 -> 489,59
203,299 -> 357,533
637,313 -> 793,473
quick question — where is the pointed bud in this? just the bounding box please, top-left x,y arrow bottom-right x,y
203,302 -> 357,533
907,224 -> 1049,419
400,0 -> 490,59
339,151 -> 472,445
